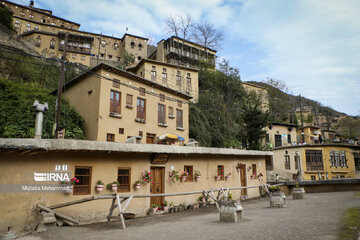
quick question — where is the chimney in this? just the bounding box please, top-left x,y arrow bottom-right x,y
33,100 -> 48,139
29,0 -> 34,7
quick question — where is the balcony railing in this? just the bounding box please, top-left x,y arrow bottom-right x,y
59,44 -> 91,55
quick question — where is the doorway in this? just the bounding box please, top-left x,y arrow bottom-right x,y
150,167 -> 164,206
239,164 -> 247,196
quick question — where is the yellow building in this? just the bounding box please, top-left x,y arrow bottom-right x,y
269,144 -> 360,182
127,59 -> 199,102
59,63 -> 191,144
243,82 -> 269,111
150,36 -> 217,69
0,138 -> 272,232
297,126 -> 322,144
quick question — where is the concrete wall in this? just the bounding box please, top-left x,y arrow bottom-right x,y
0,149 -> 267,232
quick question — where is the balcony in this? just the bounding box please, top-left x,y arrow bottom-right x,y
59,44 -> 91,55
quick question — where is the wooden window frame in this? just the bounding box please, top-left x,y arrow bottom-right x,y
306,150 -> 324,171
109,90 -> 121,114
137,97 -> 146,120
284,155 -> 290,170
117,168 -> 131,192
139,87 -> 146,96
176,109 -> 183,129
74,166 -> 92,195
119,128 -> 124,134
252,164 -> 257,178
107,133 -> 115,142
126,94 -> 133,106
158,103 -> 166,125
184,165 -> 193,182
159,94 -> 165,102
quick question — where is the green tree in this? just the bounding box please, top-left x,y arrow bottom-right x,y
0,5 -> 13,30
117,50 -> 135,70
335,117 -> 360,140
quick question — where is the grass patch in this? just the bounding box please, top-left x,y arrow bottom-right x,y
338,207 -> 360,240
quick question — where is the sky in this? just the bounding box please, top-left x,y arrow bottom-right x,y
13,0 -> 360,116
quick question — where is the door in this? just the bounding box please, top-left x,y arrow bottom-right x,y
275,134 -> 282,147
150,167 -> 164,206
146,133 -> 155,144
240,164 -> 247,195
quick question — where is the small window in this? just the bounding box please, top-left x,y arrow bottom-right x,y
287,134 -> 292,144
50,38 -> 56,49
176,71 -> 181,86
139,87 -> 145,96
169,106 -> 174,116
137,56 -> 141,60
284,155 -> 290,170
265,134 -> 270,143
41,18 -> 45,23
217,165 -> 224,180
159,94 -> 165,102
126,94 -> 133,106
311,175 -> 316,180
252,164 -> 257,177
20,11 -> 25,16
117,57 -> 121,62
152,66 -> 156,70
130,41 -> 135,48
107,133 -> 115,142
137,98 -> 146,120
74,167 -> 92,195
295,155 -> 300,170
117,168 -> 131,192
119,128 -> 124,134
139,131 -> 143,137
112,79 -> 120,88
186,73 -> 191,89
35,36 -> 41,47
158,104 -> 166,125
29,14 -> 34,18
110,90 -> 121,114
151,70 -> 156,82
138,43 -> 143,50
177,100 -> 182,108
26,23 -> 31,31
114,43 -> 118,49
101,40 -> 106,47
81,55 -> 85,61
184,166 -> 193,182
34,25 -> 38,30
108,55 -> 112,60
100,53 -> 104,58
176,109 -> 183,129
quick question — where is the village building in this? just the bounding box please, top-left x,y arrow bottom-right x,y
0,138 -> 272,232
242,82 -> 269,112
127,59 -> 199,102
264,122 -> 298,149
149,36 -> 217,69
57,63 -> 191,144
297,125 -> 322,144
267,144 -> 360,182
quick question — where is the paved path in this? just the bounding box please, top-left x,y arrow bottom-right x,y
19,191 -> 360,240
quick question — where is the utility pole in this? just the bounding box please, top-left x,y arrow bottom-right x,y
299,94 -> 304,144
55,32 -> 69,138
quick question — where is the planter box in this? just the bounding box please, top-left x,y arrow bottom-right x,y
293,187 -> 305,199
270,192 -> 287,208
219,200 -> 243,222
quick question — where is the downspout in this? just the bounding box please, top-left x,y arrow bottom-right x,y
33,100 -> 48,139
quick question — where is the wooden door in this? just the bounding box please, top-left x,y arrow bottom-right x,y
146,133 -> 155,144
150,167 -> 164,206
240,164 -> 247,195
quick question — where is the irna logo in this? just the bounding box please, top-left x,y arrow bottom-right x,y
34,164 -> 71,182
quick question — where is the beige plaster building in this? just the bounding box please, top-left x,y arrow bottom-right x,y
265,122 -> 298,149
243,82 -> 269,111
0,138 -> 272,232
59,63 -> 191,144
297,126 -> 322,144
150,36 -> 217,68
127,59 -> 199,102
267,144 -> 360,182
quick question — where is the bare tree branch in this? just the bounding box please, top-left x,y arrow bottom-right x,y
164,15 -> 180,37
192,21 -> 224,50
179,14 -> 193,40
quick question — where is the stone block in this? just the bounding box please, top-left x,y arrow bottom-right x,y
42,212 -> 56,224
293,188 -> 305,199
219,210 -> 242,222
270,193 -> 287,208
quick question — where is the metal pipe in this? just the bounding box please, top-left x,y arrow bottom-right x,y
33,100 -> 48,139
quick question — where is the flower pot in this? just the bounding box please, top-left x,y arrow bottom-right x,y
225,176 -> 230,180
195,176 -> 201,181
163,206 -> 169,212
64,185 -> 73,194
111,184 -> 118,191
152,208 -> 157,213
96,185 -> 104,192
192,204 -> 199,210
216,176 -> 221,181
134,183 -> 141,190
181,176 -> 187,181
169,207 -> 175,213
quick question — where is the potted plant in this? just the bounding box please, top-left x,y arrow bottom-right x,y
134,180 -> 142,189
96,180 -> 104,192
293,182 -> 305,199
269,186 -> 286,208
168,170 -> 180,183
60,177 -> 79,193
168,202 -> 175,213
192,202 -> 200,210
163,200 -> 169,212
197,196 -> 206,207
151,203 -> 158,214
180,202 -> 186,211
216,168 -> 223,181
180,171 -> 188,181
225,172 -> 232,180
106,181 -> 119,191
216,175 -> 221,181
142,170 -> 152,184
195,170 -> 201,181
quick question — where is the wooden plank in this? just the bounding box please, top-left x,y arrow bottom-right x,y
122,195 -> 133,212
116,194 -> 126,229
106,198 -> 116,224
49,196 -> 96,209
37,204 -> 79,224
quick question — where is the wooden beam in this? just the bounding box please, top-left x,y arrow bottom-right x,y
37,204 -> 79,224
116,194 -> 126,229
122,195 -> 133,213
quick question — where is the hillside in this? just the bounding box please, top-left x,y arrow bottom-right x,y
247,80 -> 347,130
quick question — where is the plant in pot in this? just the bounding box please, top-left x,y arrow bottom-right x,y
151,203 -> 158,214
142,170 -> 152,184
216,168 -> 223,181
162,200 -> 169,212
168,170 -> 180,183
195,170 -> 201,181
96,180 -> 104,192
107,181 -> 119,191
225,172 -> 232,180
293,182 -> 305,199
60,177 -> 79,193
192,201 -> 200,210
197,196 -> 206,207
269,186 -> 286,208
134,180 -> 142,189
180,202 -> 186,211
168,202 -> 175,213
180,171 -> 188,182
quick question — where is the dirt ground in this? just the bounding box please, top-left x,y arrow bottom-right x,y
18,191 -> 360,240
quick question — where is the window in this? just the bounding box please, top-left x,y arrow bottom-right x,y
107,133 -> 115,142
34,25 -> 38,30
108,55 -> 112,60
117,57 -> 121,62
162,69 -> 167,84
159,94 -> 165,102
176,71 -> 181,86
81,56 -> 85,61
252,164 -> 257,177
74,167 -> 91,195
176,109 -> 183,129
158,104 -> 166,125
354,152 -> 360,171
138,43 -> 143,50
295,155 -> 300,170
114,43 -> 118,49
119,128 -> 124,134
177,100 -> 182,108
275,134 -> 282,147
306,150 -> 323,171
20,11 -> 25,16
51,22 -> 55,26
110,90 -> 121,114
217,165 -> 224,180
139,131 -> 143,137
112,79 -> 120,88
72,54 -> 77,59
311,175 -> 316,180
186,73 -> 191,89
101,40 -> 106,47
151,69 -> 156,82
100,53 -> 104,58
41,18 -> 45,23
139,87 -> 145,96
117,168 -> 130,192
137,56 -> 141,60
330,150 -> 348,168
35,36 -> 41,47
265,134 -> 270,143
284,155 -> 290,170
126,94 -> 133,106
287,134 -> 291,144
29,14 -> 34,18
14,20 -> 20,29
184,166 -> 193,182
50,38 -> 56,49
169,106 -> 174,117
130,41 -> 135,49
26,23 -> 31,31
137,98 -> 146,120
